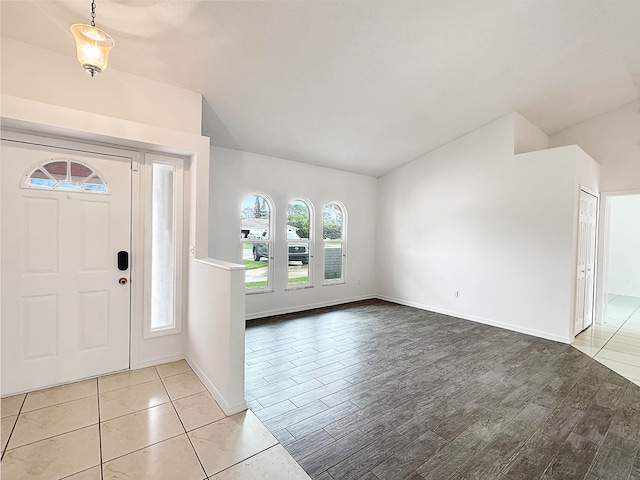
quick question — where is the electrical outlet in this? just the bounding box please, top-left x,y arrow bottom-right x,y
357,279 -> 361,286
453,291 -> 459,299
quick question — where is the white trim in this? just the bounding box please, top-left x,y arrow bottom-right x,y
143,153 -> 185,338
322,280 -> 346,287
134,353 -> 186,370
186,355 -> 247,416
376,295 -> 573,344
573,187 -> 600,337
22,159 -> 109,194
286,198 -> 313,289
0,130 -> 142,371
596,189 -> 640,326
194,257 -> 246,271
285,284 -> 315,292
241,193 -> 275,293
244,286 -> 274,294
322,201 -> 347,285
579,185 -> 600,199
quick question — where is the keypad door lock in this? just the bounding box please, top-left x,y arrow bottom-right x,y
119,277 -> 128,285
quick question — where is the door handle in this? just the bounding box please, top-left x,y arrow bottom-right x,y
117,251 -> 129,271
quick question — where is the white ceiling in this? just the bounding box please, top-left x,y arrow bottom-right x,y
2,1 -> 639,177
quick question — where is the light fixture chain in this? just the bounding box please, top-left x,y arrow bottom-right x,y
90,0 -> 96,27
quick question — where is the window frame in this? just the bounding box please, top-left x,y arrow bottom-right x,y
143,153 -> 184,339
322,201 -> 347,286
285,198 -> 313,291
241,193 -> 275,294
22,159 -> 109,194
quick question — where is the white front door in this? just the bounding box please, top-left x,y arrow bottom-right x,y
1,138 -> 132,395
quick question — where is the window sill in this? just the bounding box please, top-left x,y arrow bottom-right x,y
245,288 -> 274,295
285,284 -> 314,292
144,325 -> 182,339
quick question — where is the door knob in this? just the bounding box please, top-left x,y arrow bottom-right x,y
119,277 -> 128,285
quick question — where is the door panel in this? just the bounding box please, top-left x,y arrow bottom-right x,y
574,190 -> 598,336
583,193 -> 598,330
1,139 -> 132,395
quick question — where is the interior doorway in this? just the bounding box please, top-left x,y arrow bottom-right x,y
602,193 -> 640,322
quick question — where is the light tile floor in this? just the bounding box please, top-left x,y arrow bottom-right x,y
573,294 -> 640,387
1,360 -> 310,480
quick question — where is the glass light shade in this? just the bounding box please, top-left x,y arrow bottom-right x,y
70,23 -> 114,76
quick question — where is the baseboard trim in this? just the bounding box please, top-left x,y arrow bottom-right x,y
132,353 -> 186,371
245,294 -> 376,321
186,355 -> 247,416
376,295 -> 572,344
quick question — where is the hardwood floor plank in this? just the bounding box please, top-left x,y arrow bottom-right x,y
543,432 -> 599,479
371,431 -> 447,480
326,432 -> 411,480
286,400 -> 362,440
297,428 -> 373,477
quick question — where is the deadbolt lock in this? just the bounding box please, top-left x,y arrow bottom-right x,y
119,277 -> 128,285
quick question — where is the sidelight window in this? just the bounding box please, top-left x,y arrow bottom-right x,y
144,154 -> 184,337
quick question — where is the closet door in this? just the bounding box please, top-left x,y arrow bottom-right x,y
574,189 -> 598,335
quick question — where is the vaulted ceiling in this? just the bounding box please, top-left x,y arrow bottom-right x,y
2,1 -> 639,177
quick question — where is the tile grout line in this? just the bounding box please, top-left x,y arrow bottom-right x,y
574,298 -> 640,358
0,393 -> 27,461
594,302 -> 640,359
97,367 -> 202,470
204,444 -> 290,479
156,364 -> 209,480
95,377 -> 105,480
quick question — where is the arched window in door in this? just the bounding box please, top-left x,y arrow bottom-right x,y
24,159 -> 108,193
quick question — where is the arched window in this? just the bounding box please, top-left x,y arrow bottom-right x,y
286,199 -> 312,288
25,160 -> 108,193
323,202 -> 346,284
241,194 -> 273,291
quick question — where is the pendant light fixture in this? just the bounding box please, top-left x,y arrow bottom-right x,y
70,0 -> 114,76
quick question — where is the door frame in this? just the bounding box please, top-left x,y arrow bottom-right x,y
1,129 -> 142,376
595,189 -> 640,326
573,186 -> 599,338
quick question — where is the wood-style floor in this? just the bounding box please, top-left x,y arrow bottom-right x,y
245,299 -> 640,480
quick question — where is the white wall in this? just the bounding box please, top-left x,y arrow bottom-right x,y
550,100 -> 640,193
1,38 -> 202,136
187,258 -> 246,415
608,195 -> 640,297
376,113 -> 598,343
514,113 -> 549,154
209,146 -> 377,319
